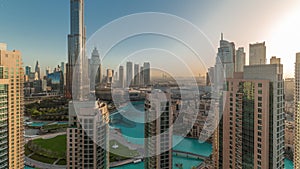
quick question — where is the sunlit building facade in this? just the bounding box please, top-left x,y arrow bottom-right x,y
294,53 -> 300,168
0,44 -> 24,169
67,101 -> 110,169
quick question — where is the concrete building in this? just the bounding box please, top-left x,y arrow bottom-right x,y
25,66 -> 31,76
143,62 -> 150,86
119,66 -> 124,88
96,64 -> 102,85
140,66 -> 144,86
294,52 -> 300,168
214,34 -> 235,90
214,63 -> 285,169
0,43 -> 24,168
67,101 -> 109,169
144,90 -> 172,169
0,69 -> 9,169
285,78 -> 294,101
235,47 -> 245,72
134,64 -> 140,86
61,62 -> 65,74
47,71 -> 64,94
249,42 -> 266,65
66,0 -> 87,99
35,60 -> 41,80
126,62 -> 133,87
89,48 -> 100,91
270,56 -> 281,64
206,67 -> 214,86
244,64 -> 285,169
66,1 -> 109,168
106,69 -> 114,84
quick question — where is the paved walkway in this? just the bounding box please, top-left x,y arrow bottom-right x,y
110,159 -> 136,167
109,128 -> 144,156
25,132 -> 66,143
25,156 -> 66,169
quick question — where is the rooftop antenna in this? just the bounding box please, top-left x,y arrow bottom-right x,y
221,33 -> 223,40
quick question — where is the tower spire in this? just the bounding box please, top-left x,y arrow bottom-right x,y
221,33 -> 223,40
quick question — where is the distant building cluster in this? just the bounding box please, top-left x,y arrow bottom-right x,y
209,34 -> 285,169
24,61 -> 65,97
86,48 -> 152,90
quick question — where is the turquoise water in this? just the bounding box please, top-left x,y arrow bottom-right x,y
25,166 -> 35,169
110,101 -> 208,168
28,122 -> 47,127
285,159 -> 294,169
57,121 -> 68,124
27,121 -> 68,127
111,157 -> 202,169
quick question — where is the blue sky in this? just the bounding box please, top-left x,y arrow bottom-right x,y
0,0 -> 300,77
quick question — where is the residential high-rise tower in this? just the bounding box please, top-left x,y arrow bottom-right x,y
0,43 -> 24,169
294,53 -> 300,168
126,62 -> 133,87
144,90 -> 172,169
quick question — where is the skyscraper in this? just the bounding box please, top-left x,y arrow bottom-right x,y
119,65 -> 124,88
66,1 -> 109,168
294,53 -> 300,168
67,101 -> 110,169
206,67 -> 214,86
249,42 -> 266,65
25,66 -> 31,76
235,47 -> 245,72
61,62 -> 65,73
106,69 -> 113,84
126,62 -> 133,87
96,64 -> 102,85
143,62 -> 150,86
35,60 -> 40,80
144,90 -> 172,169
89,48 -> 100,90
140,66 -> 144,86
243,63 -> 285,169
214,34 -> 235,90
45,66 -> 51,76
214,61 -> 285,169
0,68 -> 9,169
0,43 -> 24,169
134,64 -> 140,86
66,0 -> 87,99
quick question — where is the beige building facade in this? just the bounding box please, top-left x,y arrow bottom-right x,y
0,44 -> 24,169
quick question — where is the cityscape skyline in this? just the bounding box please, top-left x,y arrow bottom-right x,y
0,1 -> 299,169
0,1 -> 300,77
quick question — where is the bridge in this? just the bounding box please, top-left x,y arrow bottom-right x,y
173,150 -> 208,160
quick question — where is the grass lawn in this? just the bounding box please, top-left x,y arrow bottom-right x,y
32,135 -> 66,158
109,140 -> 139,158
30,153 -> 57,164
25,144 -> 33,156
56,159 -> 67,165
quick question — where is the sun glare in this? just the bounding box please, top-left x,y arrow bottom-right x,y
268,5 -> 300,77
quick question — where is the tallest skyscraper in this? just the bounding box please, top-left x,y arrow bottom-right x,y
66,1 -> 109,169
66,0 -> 88,99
